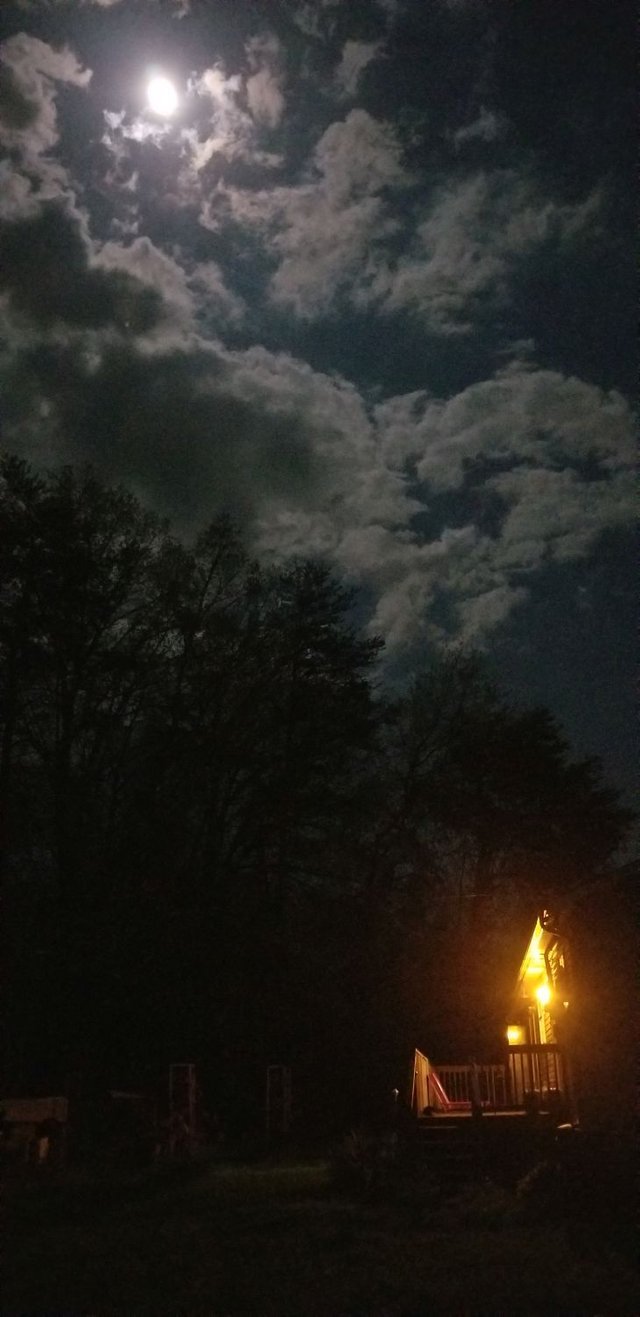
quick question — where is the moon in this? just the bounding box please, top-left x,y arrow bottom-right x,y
147,75 -> 178,117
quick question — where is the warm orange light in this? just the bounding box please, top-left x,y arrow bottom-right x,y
536,983 -> 551,1006
506,1025 -> 523,1045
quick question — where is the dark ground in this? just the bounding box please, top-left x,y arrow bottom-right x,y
5,1155 -> 639,1315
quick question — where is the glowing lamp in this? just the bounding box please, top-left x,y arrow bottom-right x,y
506,1025 -> 522,1045
536,983 -> 551,1006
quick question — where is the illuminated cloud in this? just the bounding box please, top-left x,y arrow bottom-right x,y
93,236 -> 194,326
335,40 -> 384,98
356,172 -> 601,334
184,62 -> 281,170
0,32 -> 90,159
453,107 -> 506,148
0,0 -> 634,769
209,110 -> 410,317
245,33 -> 285,128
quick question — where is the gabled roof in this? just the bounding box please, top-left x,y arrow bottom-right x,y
513,914 -> 560,1004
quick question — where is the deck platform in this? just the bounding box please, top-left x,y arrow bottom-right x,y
414,1104 -> 562,1189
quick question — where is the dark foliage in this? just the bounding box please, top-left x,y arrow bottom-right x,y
1,454 -> 632,1128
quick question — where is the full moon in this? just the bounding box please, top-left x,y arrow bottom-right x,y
147,75 -> 178,117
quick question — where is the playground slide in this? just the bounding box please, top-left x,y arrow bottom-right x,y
427,1068 -> 452,1110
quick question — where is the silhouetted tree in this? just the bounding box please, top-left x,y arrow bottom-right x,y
1,456 -> 632,1123
364,651 -> 633,1058
1,458 -> 173,1078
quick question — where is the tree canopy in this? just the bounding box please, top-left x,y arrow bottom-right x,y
1,454 -> 632,1128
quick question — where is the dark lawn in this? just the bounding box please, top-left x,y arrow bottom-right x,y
5,1159 -> 639,1315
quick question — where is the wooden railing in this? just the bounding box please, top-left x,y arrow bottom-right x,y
436,1064 -> 507,1110
411,1051 -> 506,1113
506,1043 -> 565,1108
412,1045 -> 569,1115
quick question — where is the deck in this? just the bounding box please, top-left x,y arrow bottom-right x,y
409,1046 -> 574,1186
411,1047 -> 571,1120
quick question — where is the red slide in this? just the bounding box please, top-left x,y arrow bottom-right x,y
427,1068 -> 452,1110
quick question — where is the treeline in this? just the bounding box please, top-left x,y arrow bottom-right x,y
0,456 -> 631,1132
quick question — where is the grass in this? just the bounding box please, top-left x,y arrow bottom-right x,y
6,1156 -> 640,1315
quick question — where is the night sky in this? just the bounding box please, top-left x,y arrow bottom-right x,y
0,0 -> 636,805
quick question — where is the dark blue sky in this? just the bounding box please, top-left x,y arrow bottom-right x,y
0,0 -> 636,806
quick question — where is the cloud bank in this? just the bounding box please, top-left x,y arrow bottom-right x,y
0,11 -> 635,671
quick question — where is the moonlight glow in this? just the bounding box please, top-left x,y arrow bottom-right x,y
147,75 -> 178,117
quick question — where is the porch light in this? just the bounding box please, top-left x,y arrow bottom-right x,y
506,1025 -> 523,1045
536,983 -> 551,1006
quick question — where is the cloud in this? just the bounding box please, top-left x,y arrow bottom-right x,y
93,236 -> 194,326
2,200 -> 242,343
3,320 -> 409,543
315,108 -> 408,201
204,106 -> 596,334
246,66 -> 285,129
292,1 -> 348,40
379,363 -> 636,491
13,0 -> 119,8
23,0 -> 189,10
187,261 -> 246,326
211,109 -> 410,317
337,522 -> 482,651
0,14 -> 633,669
245,33 -> 285,129
268,110 -> 408,315
0,160 -> 49,221
0,32 -> 90,160
98,55 -> 283,231
0,120 -> 632,652
3,208 -> 634,656
184,62 -> 282,171
365,360 -> 636,646
453,107 -> 506,148
0,201 -> 164,333
335,40 -> 384,98
293,0 -> 396,40
183,66 -> 245,167
490,466 -> 637,567
358,171 -> 601,334
456,583 -> 530,637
